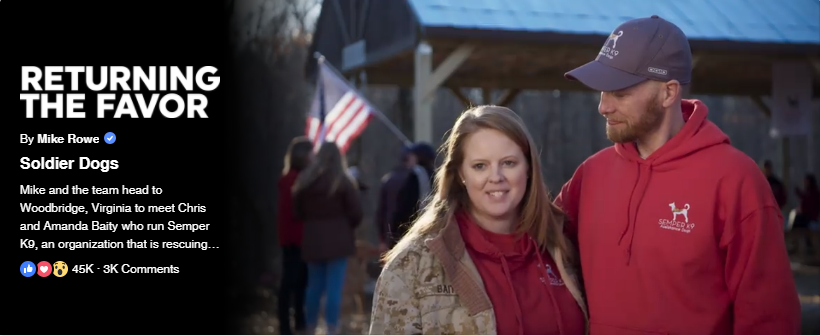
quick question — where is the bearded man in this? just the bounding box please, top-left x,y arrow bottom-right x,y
554,15 -> 800,335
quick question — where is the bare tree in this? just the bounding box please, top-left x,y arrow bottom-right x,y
230,0 -> 320,57
229,0 -> 322,321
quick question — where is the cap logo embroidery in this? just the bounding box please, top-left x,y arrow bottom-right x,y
599,30 -> 623,60
648,67 -> 668,75
609,30 -> 623,48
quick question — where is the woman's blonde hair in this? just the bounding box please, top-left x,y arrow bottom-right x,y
381,105 -> 573,267
293,141 -> 357,196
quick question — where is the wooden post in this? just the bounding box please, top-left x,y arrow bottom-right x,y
415,42 -> 475,143
685,55 -> 703,97
414,42 -> 434,143
419,43 -> 475,101
347,73 -> 361,166
692,54 -> 702,70
783,137 -> 791,196
356,70 -> 367,166
752,95 -> 790,196
809,102 -> 816,175
808,58 -> 819,175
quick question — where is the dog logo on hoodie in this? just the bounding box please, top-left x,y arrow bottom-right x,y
544,264 -> 564,286
669,202 -> 690,223
659,202 -> 696,233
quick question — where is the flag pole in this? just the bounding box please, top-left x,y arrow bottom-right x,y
313,52 -> 414,147
313,55 -> 328,152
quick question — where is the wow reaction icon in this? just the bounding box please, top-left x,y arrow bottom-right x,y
53,261 -> 68,277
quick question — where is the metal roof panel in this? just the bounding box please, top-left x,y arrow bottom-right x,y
408,0 -> 820,45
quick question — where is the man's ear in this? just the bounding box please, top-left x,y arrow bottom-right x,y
661,80 -> 681,108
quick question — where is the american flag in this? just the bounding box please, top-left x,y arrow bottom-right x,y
306,60 -> 374,153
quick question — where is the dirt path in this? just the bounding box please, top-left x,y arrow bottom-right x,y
237,285 -> 373,335
794,262 -> 820,335
244,264 -> 819,334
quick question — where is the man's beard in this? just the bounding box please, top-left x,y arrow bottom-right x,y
606,98 -> 664,143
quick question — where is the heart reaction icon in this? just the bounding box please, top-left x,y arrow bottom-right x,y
37,261 -> 52,277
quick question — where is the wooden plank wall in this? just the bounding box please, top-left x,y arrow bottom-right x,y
346,86 -> 820,244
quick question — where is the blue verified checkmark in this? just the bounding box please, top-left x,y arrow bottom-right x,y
104,132 -> 116,144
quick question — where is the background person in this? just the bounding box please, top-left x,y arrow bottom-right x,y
375,148 -> 414,252
791,173 -> 820,264
276,136 -> 313,335
389,142 -> 436,248
293,141 -> 364,334
762,159 -> 788,211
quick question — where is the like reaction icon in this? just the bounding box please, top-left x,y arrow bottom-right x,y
37,261 -> 52,277
21,261 -> 36,277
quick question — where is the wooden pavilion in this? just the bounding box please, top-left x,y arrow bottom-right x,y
308,0 -> 820,187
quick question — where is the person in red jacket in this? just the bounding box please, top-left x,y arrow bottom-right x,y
276,136 -> 313,335
557,15 -> 801,334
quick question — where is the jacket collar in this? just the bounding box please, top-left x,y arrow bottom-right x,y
425,215 -> 493,316
426,213 -> 590,332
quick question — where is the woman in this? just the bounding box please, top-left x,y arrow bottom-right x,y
791,173 -> 819,262
276,136 -> 313,335
369,105 -> 588,335
293,141 -> 363,334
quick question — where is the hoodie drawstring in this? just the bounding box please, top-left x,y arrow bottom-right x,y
619,163 -> 654,265
533,239 -> 566,335
498,255 -> 525,335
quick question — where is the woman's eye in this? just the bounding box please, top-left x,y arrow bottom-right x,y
503,160 -> 516,167
473,163 -> 485,170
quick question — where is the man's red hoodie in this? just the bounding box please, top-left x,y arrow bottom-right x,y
555,100 -> 801,334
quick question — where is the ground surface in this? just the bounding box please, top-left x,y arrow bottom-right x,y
242,258 -> 819,334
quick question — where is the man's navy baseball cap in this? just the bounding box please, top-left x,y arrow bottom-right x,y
565,15 -> 693,92
410,142 -> 436,162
